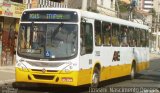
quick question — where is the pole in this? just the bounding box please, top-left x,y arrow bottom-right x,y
82,0 -> 87,11
115,0 -> 120,18
156,13 -> 159,52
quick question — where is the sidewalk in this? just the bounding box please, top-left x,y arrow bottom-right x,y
149,53 -> 160,60
0,66 -> 15,86
0,54 -> 16,71
0,66 -> 15,70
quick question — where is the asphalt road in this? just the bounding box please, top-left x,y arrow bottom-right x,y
1,58 -> 160,93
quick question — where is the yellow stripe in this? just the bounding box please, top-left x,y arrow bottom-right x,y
137,62 -> 149,72
77,68 -> 92,85
15,61 -> 149,86
15,68 -> 78,86
100,64 -> 131,81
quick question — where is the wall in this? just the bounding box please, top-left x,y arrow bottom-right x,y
97,0 -> 116,17
24,0 -> 67,8
66,0 -> 97,11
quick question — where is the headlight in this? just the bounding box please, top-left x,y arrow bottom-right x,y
16,62 -> 29,72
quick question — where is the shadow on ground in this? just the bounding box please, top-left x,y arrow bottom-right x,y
11,76 -> 134,93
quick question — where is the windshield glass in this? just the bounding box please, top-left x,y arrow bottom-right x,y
18,23 -> 78,60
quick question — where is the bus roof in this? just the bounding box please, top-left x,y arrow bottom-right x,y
23,8 -> 149,30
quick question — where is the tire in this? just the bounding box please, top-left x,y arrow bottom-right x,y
91,67 -> 100,88
130,65 -> 136,80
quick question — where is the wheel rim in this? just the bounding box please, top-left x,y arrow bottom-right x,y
91,70 -> 99,87
131,66 -> 135,79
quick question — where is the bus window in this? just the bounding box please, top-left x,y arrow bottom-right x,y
141,29 -> 146,47
80,23 -> 93,55
102,22 -> 111,46
135,28 -> 141,47
95,20 -> 102,46
133,28 -> 137,47
112,24 -> 120,46
145,30 -> 149,47
120,25 -> 128,46
128,27 -> 134,47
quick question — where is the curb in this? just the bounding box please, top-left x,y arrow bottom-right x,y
150,53 -> 160,60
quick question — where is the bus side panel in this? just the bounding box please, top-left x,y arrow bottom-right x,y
135,47 -> 149,72
77,68 -> 92,86
99,47 -> 133,81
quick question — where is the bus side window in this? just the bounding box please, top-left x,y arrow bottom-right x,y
141,29 -> 146,47
80,23 -> 85,55
80,22 -> 93,55
136,29 -> 141,47
145,30 -> 149,47
120,25 -> 128,47
112,24 -> 120,46
128,27 -> 134,47
95,20 -> 102,46
133,28 -> 137,47
102,22 -> 111,46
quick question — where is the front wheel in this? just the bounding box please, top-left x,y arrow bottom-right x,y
130,65 -> 136,80
91,67 -> 100,88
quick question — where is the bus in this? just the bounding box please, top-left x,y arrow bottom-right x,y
15,8 -> 149,87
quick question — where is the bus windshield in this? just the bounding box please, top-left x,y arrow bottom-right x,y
18,23 -> 78,60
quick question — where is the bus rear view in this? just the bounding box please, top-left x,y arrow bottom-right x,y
16,8 -> 80,86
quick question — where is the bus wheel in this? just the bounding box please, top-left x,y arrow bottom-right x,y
91,67 -> 100,88
130,64 -> 136,80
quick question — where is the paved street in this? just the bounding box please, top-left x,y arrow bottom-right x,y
0,66 -> 15,85
0,54 -> 160,93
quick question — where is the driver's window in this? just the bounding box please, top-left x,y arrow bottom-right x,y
80,22 -> 93,55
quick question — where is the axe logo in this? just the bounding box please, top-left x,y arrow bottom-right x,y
112,51 -> 120,62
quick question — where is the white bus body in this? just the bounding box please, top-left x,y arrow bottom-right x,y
15,8 -> 149,87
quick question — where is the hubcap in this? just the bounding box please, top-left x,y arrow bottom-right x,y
92,72 -> 99,87
131,67 -> 135,79
93,73 -> 98,84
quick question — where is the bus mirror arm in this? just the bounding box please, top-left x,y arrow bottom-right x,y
81,18 -> 86,23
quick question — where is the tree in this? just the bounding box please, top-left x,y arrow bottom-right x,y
116,1 -> 130,13
149,8 -> 156,17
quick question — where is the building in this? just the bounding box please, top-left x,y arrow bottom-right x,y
151,0 -> 160,52
153,0 -> 160,13
24,0 -> 67,9
138,0 -> 153,12
120,0 -> 130,4
0,0 -> 26,33
97,0 -> 116,17
0,0 -> 26,66
67,0 -> 117,17
23,0 -> 117,17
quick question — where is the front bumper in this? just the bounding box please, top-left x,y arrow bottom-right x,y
15,68 -> 79,86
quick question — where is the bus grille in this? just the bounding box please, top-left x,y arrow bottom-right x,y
27,62 -> 64,67
31,69 -> 58,72
33,75 -> 54,80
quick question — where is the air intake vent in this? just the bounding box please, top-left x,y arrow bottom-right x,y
33,75 -> 54,80
27,62 -> 64,67
31,69 -> 58,72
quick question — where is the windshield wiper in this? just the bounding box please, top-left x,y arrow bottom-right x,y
51,22 -> 64,40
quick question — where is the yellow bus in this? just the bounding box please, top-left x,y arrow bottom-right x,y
15,8 -> 149,87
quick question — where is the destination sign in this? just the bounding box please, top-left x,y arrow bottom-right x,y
21,10 -> 78,22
